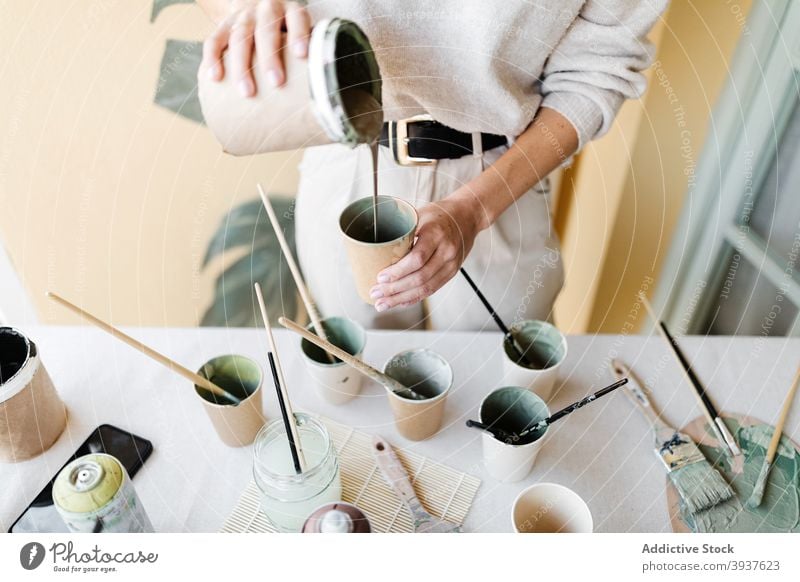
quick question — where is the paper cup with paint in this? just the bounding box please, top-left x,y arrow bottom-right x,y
512,483 -> 593,533
383,349 -> 453,441
0,327 -> 67,463
340,196 -> 418,304
502,320 -> 567,401
300,317 -> 367,405
253,413 -> 343,532
194,354 -> 265,447
479,386 -> 550,483
199,18 -> 382,155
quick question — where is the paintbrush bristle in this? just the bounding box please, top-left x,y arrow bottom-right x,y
660,433 -> 734,514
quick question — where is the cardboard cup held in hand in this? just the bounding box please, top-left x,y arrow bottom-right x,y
0,328 -> 67,463
502,320 -> 567,401
383,349 -> 453,441
340,196 -> 418,304
195,355 -> 265,447
300,316 -> 367,405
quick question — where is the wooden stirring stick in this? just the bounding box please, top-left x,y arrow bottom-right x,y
257,184 -> 335,363
255,283 -> 306,472
46,291 -> 240,405
746,364 -> 800,508
638,292 -> 741,458
278,316 -> 426,401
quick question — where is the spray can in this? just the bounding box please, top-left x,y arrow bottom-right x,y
53,453 -> 153,533
302,502 -> 371,533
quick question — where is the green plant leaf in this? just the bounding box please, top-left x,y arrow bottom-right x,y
201,195 -> 298,327
154,39 -> 204,124
151,0 -> 194,23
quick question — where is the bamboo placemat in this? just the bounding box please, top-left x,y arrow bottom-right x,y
221,417 -> 481,533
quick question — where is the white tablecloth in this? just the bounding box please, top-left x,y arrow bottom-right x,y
1,326 -> 798,532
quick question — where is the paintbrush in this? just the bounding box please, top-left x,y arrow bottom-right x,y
745,364 -> 800,509
458,268 -> 532,367
257,184 -> 335,364
612,359 -> 734,514
638,292 -> 741,459
466,378 -> 628,442
255,283 -> 305,473
46,291 -> 241,405
278,316 -> 426,401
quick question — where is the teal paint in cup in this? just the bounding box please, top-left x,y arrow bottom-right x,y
300,317 -> 367,405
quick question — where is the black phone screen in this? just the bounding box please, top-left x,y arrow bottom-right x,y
8,424 -> 153,533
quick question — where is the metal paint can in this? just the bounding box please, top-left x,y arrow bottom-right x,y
302,502 -> 371,533
53,453 -> 153,533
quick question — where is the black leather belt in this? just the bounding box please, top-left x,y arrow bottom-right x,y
378,114 -> 508,166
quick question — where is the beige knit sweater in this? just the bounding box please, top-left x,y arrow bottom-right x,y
306,0 -> 668,149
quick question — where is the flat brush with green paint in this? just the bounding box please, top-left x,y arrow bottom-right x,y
612,359 -> 734,515
745,364 -> 800,509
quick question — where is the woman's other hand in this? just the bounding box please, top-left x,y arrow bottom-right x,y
369,195 -> 485,312
201,0 -> 311,97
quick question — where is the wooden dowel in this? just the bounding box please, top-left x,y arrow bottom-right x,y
257,184 -> 334,363
46,291 -> 240,405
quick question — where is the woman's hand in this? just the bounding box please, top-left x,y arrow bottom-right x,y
201,0 -> 311,97
369,196 -> 484,312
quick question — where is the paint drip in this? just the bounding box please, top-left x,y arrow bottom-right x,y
682,420 -> 800,533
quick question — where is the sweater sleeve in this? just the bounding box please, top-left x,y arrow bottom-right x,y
540,0 -> 668,150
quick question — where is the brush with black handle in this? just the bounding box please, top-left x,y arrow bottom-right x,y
612,359 -> 733,515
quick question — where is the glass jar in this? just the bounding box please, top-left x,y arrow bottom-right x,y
253,413 -> 342,532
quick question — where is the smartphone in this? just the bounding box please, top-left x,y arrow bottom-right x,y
8,424 -> 153,533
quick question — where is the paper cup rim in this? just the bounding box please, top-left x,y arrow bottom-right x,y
383,348 -> 453,405
300,316 -> 367,368
0,327 -> 38,403
338,195 -> 418,248
479,386 -> 550,446
511,482 -> 593,533
194,354 -> 263,409
503,319 -> 568,372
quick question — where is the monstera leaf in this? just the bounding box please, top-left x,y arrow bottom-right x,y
154,39 -> 204,123
202,196 -> 299,327
151,0 -> 194,22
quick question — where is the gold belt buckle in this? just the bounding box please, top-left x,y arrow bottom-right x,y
388,114 -> 438,166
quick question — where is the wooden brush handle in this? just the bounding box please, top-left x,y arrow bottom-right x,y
766,365 -> 800,462
372,435 -> 425,517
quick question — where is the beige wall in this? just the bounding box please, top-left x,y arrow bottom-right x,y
554,0 -> 752,333
0,2 -> 300,326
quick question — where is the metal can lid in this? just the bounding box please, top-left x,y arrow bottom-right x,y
302,502 -> 371,533
53,453 -> 124,514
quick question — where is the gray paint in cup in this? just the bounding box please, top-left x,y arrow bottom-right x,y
383,349 -> 453,401
504,320 -> 566,370
301,317 -> 366,365
196,355 -> 262,406
340,195 -> 417,244
480,386 -> 549,445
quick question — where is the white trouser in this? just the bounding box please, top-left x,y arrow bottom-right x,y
295,142 -> 564,331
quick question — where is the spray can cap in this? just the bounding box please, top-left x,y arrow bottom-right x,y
302,502 -> 371,533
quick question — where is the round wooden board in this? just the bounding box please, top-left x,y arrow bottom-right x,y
667,414 -> 800,532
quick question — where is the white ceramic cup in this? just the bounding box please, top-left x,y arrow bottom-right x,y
479,386 -> 550,483
501,320 -> 567,401
300,317 -> 367,405
512,483 -> 593,533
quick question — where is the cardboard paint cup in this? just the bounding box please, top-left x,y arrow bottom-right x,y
512,483 -> 593,533
339,196 -> 418,304
195,355 -> 265,447
502,320 -> 567,401
0,327 -> 67,463
198,18 -> 382,155
479,386 -> 550,483
300,316 -> 367,405
383,349 -> 453,441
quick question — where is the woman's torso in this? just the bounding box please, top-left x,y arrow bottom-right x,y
307,0 -> 585,136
